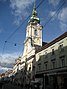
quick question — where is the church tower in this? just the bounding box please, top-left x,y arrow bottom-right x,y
23,4 -> 43,55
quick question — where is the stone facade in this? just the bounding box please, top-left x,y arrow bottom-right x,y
12,4 -> 67,89
35,32 -> 67,89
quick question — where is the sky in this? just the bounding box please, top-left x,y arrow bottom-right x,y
0,0 -> 67,73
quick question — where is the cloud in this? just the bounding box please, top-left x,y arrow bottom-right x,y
49,11 -> 57,20
49,7 -> 67,32
60,22 -> 67,32
0,53 -> 18,64
58,7 -> 67,23
10,0 -> 35,25
0,53 -> 19,73
0,66 -> 12,73
0,62 -> 14,68
49,11 -> 55,16
58,7 -> 67,31
48,0 -> 60,6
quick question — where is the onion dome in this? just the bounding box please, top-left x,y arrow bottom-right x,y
28,4 -> 40,24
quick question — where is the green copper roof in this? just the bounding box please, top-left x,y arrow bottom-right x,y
32,4 -> 37,17
28,4 -> 40,24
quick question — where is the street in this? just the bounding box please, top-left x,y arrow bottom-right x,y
0,82 -> 22,89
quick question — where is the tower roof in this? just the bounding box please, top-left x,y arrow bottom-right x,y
32,4 -> 37,17
28,4 -> 40,24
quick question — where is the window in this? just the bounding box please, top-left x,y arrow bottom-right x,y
45,63 -> 48,70
38,63 -> 41,71
60,56 -> 65,67
29,67 -> 31,71
32,66 -> 35,71
59,44 -> 64,52
51,59 -> 56,69
39,55 -> 43,61
52,61 -> 55,69
17,66 -> 19,72
61,59 -> 65,67
31,38 -> 33,47
45,52 -> 48,58
52,49 -> 54,55
34,29 -> 37,35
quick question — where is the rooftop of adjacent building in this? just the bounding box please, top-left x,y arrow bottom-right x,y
36,31 -> 67,53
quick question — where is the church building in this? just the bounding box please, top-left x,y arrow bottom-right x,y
12,4 -> 67,89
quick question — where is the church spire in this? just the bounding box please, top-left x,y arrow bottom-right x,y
32,4 -> 37,17
28,4 -> 40,24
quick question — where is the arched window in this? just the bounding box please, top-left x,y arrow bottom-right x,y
34,29 -> 37,35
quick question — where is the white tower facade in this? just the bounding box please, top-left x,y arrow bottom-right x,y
13,4 -> 43,84
23,4 -> 43,56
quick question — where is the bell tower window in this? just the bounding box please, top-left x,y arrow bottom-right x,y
34,29 -> 37,36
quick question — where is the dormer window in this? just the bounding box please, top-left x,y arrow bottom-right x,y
59,44 -> 64,52
34,29 -> 37,36
45,52 -> 48,58
52,49 -> 55,55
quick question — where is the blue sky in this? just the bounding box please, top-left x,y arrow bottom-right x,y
0,0 -> 67,73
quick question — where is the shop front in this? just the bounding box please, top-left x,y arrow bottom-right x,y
35,68 -> 67,89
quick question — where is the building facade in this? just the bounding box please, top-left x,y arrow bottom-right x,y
12,4 -> 67,89
35,32 -> 67,89
13,4 -> 43,87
